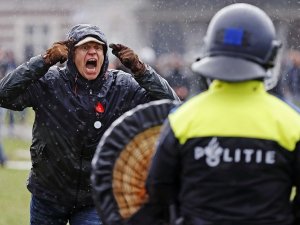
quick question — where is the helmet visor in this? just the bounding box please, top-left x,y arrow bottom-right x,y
192,56 -> 268,82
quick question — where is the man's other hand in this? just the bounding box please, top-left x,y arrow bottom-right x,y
109,43 -> 146,76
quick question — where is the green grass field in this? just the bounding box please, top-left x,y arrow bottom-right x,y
0,168 -> 30,225
0,133 -> 31,225
3,138 -> 31,161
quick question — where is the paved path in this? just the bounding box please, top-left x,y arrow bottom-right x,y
2,123 -> 32,140
5,160 -> 31,170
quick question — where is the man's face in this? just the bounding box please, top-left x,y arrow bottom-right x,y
74,42 -> 105,80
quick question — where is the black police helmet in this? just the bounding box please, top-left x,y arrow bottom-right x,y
192,3 -> 281,82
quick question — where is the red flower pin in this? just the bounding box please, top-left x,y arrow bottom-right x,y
95,102 -> 105,113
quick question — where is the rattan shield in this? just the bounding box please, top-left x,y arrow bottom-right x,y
91,99 -> 180,225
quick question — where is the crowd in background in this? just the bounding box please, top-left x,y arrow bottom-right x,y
277,50 -> 300,104
0,47 -> 25,166
109,47 -> 207,101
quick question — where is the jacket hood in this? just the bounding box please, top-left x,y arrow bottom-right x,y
66,24 -> 109,86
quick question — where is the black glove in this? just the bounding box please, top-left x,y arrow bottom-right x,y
109,43 -> 146,76
43,41 -> 71,66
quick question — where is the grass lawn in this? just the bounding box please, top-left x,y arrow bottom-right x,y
0,134 -> 31,225
2,138 -> 31,161
0,168 -> 30,225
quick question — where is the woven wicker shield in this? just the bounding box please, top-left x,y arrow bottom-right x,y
91,99 -> 180,225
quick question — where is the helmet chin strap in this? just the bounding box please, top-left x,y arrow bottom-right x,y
264,44 -> 285,91
263,40 -> 282,68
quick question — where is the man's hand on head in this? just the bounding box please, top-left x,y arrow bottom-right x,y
43,40 -> 73,66
109,43 -> 146,76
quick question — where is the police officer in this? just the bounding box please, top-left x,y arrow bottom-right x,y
146,3 -> 300,225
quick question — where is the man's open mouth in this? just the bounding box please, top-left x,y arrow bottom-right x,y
86,58 -> 97,69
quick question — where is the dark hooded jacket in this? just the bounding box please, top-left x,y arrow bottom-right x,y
0,24 -> 178,208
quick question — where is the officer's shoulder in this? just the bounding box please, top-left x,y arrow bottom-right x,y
170,94 -> 203,117
267,94 -> 300,126
271,95 -> 300,114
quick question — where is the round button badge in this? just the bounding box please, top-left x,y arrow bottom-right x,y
94,121 -> 102,129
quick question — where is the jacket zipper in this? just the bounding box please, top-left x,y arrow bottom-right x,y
75,88 -> 94,207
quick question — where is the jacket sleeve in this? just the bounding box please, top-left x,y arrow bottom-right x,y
146,119 -> 180,206
134,65 -> 180,101
0,55 -> 49,110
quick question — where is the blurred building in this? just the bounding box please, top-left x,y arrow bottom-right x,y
0,0 -> 298,64
138,0 -> 300,62
0,0 -> 145,63
0,0 -> 72,63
